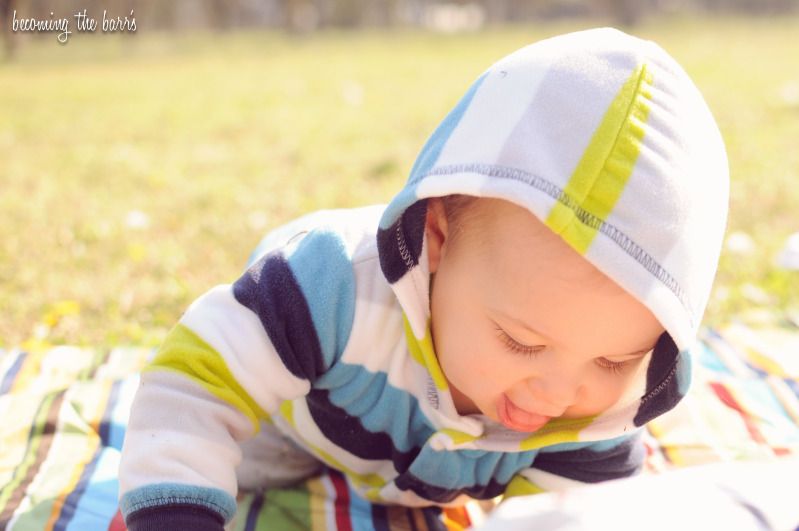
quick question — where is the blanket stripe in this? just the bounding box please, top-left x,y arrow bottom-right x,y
52,379 -> 122,531
0,390 -> 66,527
0,352 -> 25,395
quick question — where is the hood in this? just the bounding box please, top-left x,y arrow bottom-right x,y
376,27 -> 729,445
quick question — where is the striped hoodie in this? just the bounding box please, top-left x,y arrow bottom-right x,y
118,27 -> 729,530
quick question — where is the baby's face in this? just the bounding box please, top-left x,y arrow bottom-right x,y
426,197 -> 665,432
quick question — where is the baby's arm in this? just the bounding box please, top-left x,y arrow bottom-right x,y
504,432 -> 645,497
119,229 -> 356,530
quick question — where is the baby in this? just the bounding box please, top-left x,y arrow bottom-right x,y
118,27 -> 729,530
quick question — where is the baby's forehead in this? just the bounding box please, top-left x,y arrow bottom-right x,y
451,197 -> 553,241
449,197 -> 619,284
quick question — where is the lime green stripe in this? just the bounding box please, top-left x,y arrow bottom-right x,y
546,63 -> 653,254
503,474 -> 546,498
402,315 -> 449,391
145,323 -> 269,431
518,415 -> 597,451
261,488 -> 313,530
279,400 -> 388,490
438,428 -> 479,445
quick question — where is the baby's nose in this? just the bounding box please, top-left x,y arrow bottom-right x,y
524,372 -> 583,414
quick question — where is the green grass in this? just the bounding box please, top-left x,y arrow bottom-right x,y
1,15 -> 798,349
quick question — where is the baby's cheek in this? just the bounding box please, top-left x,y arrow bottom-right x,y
472,352 -> 518,389
566,377 -> 628,417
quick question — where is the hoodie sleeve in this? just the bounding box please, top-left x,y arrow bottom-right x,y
503,432 -> 645,498
118,228 -> 357,530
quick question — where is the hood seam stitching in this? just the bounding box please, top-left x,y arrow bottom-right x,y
413,163 -> 694,329
395,222 -> 429,331
639,361 -> 678,405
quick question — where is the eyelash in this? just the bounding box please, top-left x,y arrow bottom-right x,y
594,357 -> 628,375
494,326 -> 629,374
494,327 -> 543,358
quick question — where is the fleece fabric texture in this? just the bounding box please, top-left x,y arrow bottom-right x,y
118,27 -> 729,530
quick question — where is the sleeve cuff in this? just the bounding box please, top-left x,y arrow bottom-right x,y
125,504 -> 225,531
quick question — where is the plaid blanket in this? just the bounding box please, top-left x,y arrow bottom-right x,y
1,322 -> 798,530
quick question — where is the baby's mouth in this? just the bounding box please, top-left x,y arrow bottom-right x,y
497,394 -> 551,432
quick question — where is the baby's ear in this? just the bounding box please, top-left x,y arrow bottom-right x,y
425,197 -> 449,274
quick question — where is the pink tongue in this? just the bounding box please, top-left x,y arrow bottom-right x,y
511,407 -> 546,425
507,400 -> 550,429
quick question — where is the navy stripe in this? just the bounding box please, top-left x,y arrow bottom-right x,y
377,199 -> 428,284
394,472 -> 508,503
315,363 -> 436,455
371,504 -> 390,531
243,492 -> 264,531
421,506 -> 447,531
233,251 -> 325,382
634,332 -> 680,426
98,379 -> 122,446
532,433 -> 644,483
406,509 -> 419,531
52,453 -> 100,530
285,229 -> 356,370
306,388 -> 422,473
0,351 -> 27,395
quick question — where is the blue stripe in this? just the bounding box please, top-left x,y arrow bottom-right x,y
348,477 -> 375,531
378,72 -> 489,230
63,454 -> 122,531
695,337 -> 732,374
315,362 -> 434,453
54,461 -> 97,529
403,445 -> 535,492
0,351 -> 27,395
286,229 -> 356,370
120,483 -> 237,523
676,348 -> 692,396
377,187 -> 421,233
63,375 -> 141,531
57,381 -> 124,531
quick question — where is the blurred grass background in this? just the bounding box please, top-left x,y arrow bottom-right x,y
1,14 -> 798,349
